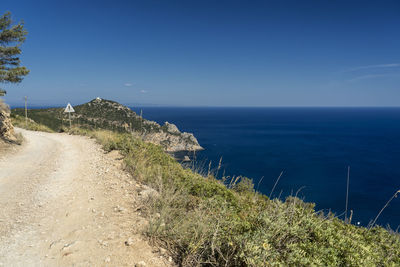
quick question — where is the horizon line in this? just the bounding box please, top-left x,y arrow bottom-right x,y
8,103 -> 400,109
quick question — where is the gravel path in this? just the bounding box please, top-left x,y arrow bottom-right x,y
0,128 -> 171,266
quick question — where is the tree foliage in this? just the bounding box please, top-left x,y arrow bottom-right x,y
0,11 -> 29,95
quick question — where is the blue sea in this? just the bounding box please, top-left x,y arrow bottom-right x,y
130,107 -> 400,228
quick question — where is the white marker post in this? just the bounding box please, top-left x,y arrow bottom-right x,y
24,96 -> 28,127
64,103 -> 75,128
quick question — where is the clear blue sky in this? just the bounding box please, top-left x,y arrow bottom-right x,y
2,0 -> 400,107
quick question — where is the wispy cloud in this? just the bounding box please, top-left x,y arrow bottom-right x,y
124,83 -> 133,87
348,73 -> 400,82
345,63 -> 400,72
140,90 -> 147,94
339,63 -> 400,83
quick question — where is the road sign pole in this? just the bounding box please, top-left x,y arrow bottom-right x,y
24,96 -> 28,127
64,103 -> 75,129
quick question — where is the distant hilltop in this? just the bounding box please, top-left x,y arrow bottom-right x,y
11,98 -> 203,152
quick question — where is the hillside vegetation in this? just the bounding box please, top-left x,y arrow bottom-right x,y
11,114 -> 54,133
11,98 -> 202,152
11,99 -> 152,133
65,126 -> 400,266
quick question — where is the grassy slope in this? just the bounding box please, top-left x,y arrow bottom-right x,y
69,127 -> 400,267
11,100 -> 160,134
11,114 -> 54,132
13,119 -> 400,266
11,108 -> 63,131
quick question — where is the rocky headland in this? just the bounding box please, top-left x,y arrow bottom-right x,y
11,98 -> 203,152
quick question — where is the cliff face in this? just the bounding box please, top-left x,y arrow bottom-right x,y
0,100 -> 16,143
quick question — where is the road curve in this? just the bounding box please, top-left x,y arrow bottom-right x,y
0,129 -> 171,267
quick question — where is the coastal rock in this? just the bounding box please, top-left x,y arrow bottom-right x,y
142,131 -> 203,152
75,99 -> 203,152
164,122 -> 180,134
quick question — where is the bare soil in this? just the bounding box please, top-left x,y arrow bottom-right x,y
0,128 -> 172,266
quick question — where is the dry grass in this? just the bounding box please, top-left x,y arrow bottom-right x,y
370,189 -> 400,227
11,114 -> 54,133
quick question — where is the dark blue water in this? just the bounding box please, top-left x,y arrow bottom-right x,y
131,107 -> 400,228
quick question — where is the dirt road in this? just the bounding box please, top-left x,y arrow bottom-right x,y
0,129 -> 170,266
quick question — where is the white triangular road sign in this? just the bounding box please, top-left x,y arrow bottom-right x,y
64,103 -> 75,113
